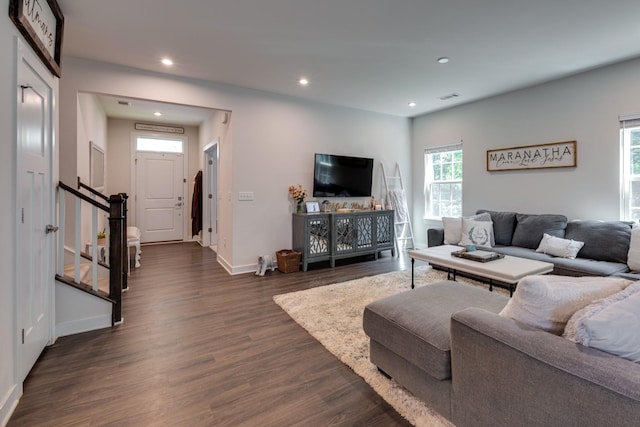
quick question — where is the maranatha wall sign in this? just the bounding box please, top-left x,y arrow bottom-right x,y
486,140 -> 577,172
9,0 -> 64,77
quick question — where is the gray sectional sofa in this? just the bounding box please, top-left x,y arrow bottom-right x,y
427,210 -> 637,278
362,210 -> 640,426
363,280 -> 640,427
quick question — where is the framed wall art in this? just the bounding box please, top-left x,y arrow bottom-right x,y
9,0 -> 65,77
486,140 -> 577,172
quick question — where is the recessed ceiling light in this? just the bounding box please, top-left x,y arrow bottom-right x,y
154,111 -> 163,116
161,58 -> 174,66
298,78 -> 309,86
437,57 -> 450,64
408,102 -> 417,107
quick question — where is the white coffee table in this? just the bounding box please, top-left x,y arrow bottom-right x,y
408,245 -> 554,295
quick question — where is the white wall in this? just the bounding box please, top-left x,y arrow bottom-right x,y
77,93 -> 108,244
60,57 -> 411,273
0,0 -> 20,420
411,57 -> 640,247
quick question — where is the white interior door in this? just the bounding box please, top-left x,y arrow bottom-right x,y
17,48 -> 53,381
135,151 -> 185,243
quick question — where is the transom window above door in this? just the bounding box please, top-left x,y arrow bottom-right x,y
136,136 -> 183,153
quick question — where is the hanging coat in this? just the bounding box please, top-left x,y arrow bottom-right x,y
191,170 -> 203,237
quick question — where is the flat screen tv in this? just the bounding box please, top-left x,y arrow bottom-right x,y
313,153 -> 374,197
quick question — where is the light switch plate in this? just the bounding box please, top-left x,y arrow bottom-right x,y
238,191 -> 254,201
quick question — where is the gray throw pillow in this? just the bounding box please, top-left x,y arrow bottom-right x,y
511,213 -> 568,249
565,220 -> 632,263
476,210 -> 517,246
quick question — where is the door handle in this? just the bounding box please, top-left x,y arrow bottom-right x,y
46,224 -> 59,234
175,202 -> 182,207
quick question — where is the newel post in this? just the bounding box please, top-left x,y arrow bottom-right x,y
108,193 -> 125,325
120,193 -> 129,291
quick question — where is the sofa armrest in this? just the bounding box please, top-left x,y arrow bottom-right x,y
450,307 -> 640,427
427,227 -> 444,247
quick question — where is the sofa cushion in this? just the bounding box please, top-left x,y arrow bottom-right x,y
499,274 -> 631,335
511,213 -> 568,249
363,281 -> 508,380
565,220 -> 632,264
535,233 -> 584,259
476,210 -> 517,245
492,246 -> 629,277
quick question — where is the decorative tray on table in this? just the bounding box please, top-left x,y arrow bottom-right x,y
451,249 -> 505,263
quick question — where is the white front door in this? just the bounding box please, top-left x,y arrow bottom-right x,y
17,45 -> 54,381
135,151 -> 185,243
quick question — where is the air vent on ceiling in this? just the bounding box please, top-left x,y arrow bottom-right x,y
438,93 -> 460,101
118,100 -> 131,106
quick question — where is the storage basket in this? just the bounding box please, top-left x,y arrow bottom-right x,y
276,249 -> 301,273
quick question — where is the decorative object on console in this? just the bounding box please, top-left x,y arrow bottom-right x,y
288,184 -> 308,213
499,274 -> 631,335
305,201 -> 320,213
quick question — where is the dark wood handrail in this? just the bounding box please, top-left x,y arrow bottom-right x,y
59,181 -> 109,212
77,176 -> 109,202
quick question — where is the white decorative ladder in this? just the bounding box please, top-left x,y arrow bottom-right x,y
381,162 -> 415,254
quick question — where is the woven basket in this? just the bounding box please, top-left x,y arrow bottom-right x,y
276,249 -> 301,273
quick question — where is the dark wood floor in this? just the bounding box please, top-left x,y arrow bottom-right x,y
9,243 -> 413,426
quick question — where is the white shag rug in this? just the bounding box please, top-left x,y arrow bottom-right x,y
273,266 -> 496,427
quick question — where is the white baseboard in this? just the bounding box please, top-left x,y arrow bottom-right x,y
56,314 -> 112,338
216,254 -> 258,275
0,383 -> 22,427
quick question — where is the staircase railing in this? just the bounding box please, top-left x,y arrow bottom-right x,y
56,179 -> 128,325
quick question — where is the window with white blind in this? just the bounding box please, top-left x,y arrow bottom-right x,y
425,142 -> 463,218
621,115 -> 640,220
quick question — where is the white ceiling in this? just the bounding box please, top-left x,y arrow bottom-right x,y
60,0 -> 640,119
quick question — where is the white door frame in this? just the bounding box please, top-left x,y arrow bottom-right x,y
129,131 -> 188,241
203,140 -> 219,247
15,39 -> 57,382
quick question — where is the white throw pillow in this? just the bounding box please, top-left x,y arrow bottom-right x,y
564,281 -> 640,344
442,212 -> 493,245
535,233 -> 584,259
459,218 -> 493,247
442,217 -> 463,245
499,275 -> 631,335
628,224 -> 640,271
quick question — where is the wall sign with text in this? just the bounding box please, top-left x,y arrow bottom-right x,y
486,141 -> 577,172
9,0 -> 65,77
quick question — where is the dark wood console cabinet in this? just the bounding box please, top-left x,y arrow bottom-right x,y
292,210 -> 395,271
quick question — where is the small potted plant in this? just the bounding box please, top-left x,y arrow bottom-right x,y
97,230 -> 106,245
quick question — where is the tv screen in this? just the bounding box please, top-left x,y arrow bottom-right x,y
313,153 -> 374,197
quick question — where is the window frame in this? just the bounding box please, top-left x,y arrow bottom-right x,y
424,143 -> 463,219
620,115 -> 640,221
